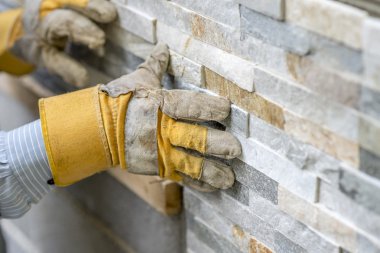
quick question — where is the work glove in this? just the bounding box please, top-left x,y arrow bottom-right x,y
0,0 -> 117,86
39,44 -> 241,192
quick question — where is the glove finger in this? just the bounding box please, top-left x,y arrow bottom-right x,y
41,9 -> 105,50
41,46 -> 88,87
167,119 -> 241,159
162,90 -> 231,122
168,144 -> 235,189
181,174 -> 217,192
55,0 -> 117,23
175,157 -> 235,190
198,160 -> 235,189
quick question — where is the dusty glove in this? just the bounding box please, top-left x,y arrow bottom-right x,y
0,0 -> 117,86
39,44 -> 241,191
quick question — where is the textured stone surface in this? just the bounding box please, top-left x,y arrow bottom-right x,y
168,50 -> 204,87
225,180 -> 250,206
359,86 -> 380,121
319,181 -> 380,237
204,68 -> 284,128
286,0 -> 367,49
236,134 -> 319,202
169,0 -> 241,27
232,159 -> 278,204
187,214 -> 243,253
274,232 -> 307,253
278,186 -> 357,251
224,105 -> 250,137
338,167 -> 380,215
157,22 -> 256,92
240,6 -> 310,55
114,3 -> 157,43
248,190 -> 340,253
359,148 -> 380,179
236,0 -> 284,20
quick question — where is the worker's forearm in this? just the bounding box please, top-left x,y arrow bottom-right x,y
0,120 -> 52,218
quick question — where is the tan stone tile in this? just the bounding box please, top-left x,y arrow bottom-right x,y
204,68 -> 285,129
249,237 -> 272,253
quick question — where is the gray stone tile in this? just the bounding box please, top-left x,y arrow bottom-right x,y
186,213 -> 243,253
232,159 -> 278,204
360,148 -> 380,180
225,180 -> 250,206
339,167 -> 380,216
240,6 -> 311,55
274,232 -> 307,253
360,86 -> 380,121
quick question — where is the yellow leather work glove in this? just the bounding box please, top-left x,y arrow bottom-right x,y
39,44 -> 242,191
0,0 -> 117,86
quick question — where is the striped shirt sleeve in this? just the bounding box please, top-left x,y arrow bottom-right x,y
0,120 -> 53,218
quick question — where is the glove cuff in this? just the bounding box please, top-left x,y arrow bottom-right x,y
39,86 -> 132,186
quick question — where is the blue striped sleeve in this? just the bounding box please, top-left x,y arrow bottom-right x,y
0,120 -> 53,218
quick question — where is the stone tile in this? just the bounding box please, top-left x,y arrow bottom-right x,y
185,189 -> 276,249
359,115 -> 380,157
338,166 -> 380,216
274,232 -> 307,253
105,24 -> 155,59
236,0 -> 284,20
319,180 -> 380,237
114,3 -> 157,43
223,105 -> 250,138
240,6 -> 311,55
284,111 -> 359,168
236,134 -> 319,202
232,159 -> 278,204
187,213 -> 244,253
363,17 -> 380,56
286,54 -> 361,108
359,148 -> 380,180
185,193 -> 252,251
169,0 -> 241,27
278,186 -> 357,252
248,189 -> 340,253
225,180 -> 250,206
156,22 -> 256,92
253,67 -> 358,142
186,230 -> 216,253
204,68 -> 284,128
359,85 -> 380,121
249,237 -> 273,253
286,0 -> 367,49
168,50 -> 204,87
250,113 -> 342,181
357,234 -> 380,253
363,53 -> 380,92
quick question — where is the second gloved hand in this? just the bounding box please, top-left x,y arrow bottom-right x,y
39,44 -> 241,191
4,0 -> 117,86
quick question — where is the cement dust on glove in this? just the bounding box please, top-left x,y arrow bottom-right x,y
39,43 -> 242,191
0,0 -> 117,87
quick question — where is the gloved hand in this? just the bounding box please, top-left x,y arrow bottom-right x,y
0,0 -> 117,86
39,44 -> 241,192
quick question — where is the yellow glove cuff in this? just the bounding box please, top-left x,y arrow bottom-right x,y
0,8 -> 34,75
39,86 -> 131,186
